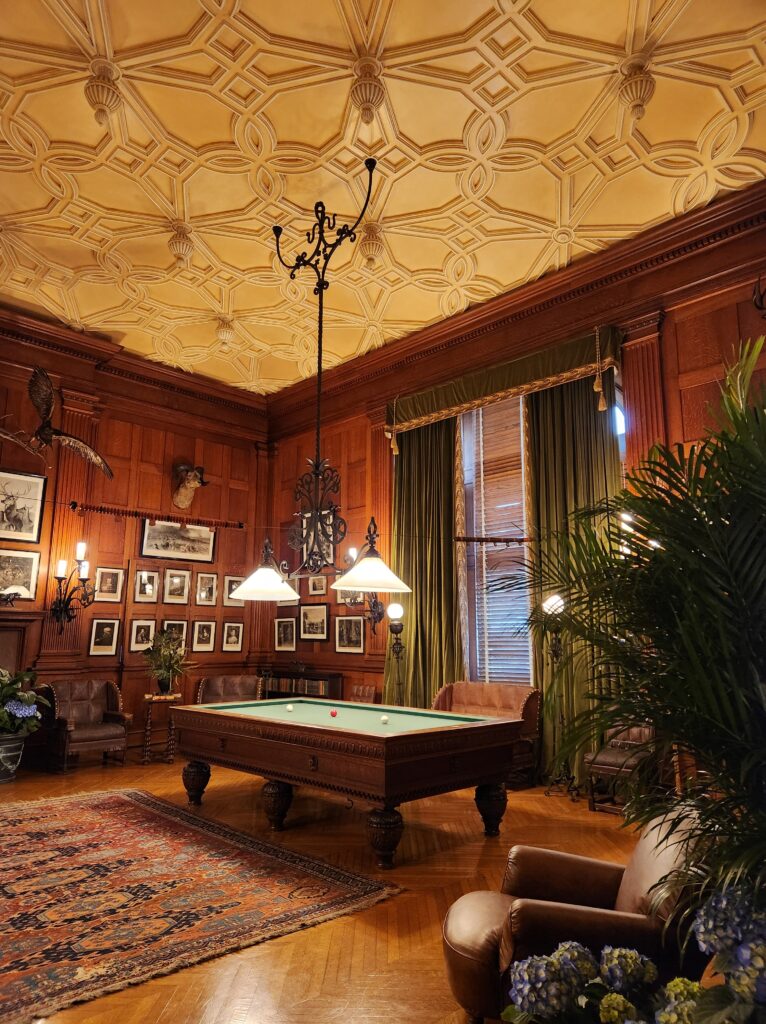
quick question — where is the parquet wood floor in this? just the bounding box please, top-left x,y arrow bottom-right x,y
3,758 -> 636,1024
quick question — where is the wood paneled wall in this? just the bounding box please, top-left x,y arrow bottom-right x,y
1,181 -> 765,718
0,312 -> 266,744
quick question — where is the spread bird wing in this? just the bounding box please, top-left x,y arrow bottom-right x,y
0,426 -> 45,460
55,432 -> 114,479
28,367 -> 55,422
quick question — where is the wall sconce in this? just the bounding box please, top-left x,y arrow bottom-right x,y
337,543 -> 385,634
387,602 -> 406,705
50,541 -> 95,632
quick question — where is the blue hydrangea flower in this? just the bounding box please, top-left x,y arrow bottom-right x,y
3,699 -> 38,719
654,998 -> 696,1024
729,940 -> 766,1005
508,955 -> 572,1019
600,947 -> 657,994
692,889 -> 753,956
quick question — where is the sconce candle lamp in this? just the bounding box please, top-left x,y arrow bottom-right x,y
50,541 -> 95,632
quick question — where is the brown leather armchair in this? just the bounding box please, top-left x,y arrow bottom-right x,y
584,725 -> 654,813
433,681 -> 541,786
442,824 -> 699,1024
40,679 -> 132,771
196,674 -> 263,703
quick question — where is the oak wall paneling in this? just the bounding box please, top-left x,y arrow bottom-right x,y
0,320 -> 266,749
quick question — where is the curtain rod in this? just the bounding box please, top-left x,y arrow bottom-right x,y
68,500 -> 245,530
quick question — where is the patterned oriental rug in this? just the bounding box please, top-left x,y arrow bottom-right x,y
0,789 -> 400,1023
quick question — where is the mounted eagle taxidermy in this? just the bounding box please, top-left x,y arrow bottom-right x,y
172,462 -> 208,509
0,367 -> 113,479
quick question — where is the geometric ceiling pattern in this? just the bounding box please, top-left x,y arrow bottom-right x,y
0,1 -> 765,393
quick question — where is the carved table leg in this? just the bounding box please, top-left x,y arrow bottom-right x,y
367,806 -> 404,869
142,702 -> 153,765
474,783 -> 507,837
182,760 -> 211,805
165,711 -> 177,764
262,780 -> 293,831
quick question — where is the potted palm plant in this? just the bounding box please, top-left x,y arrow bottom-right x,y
516,337 -> 766,914
142,628 -> 191,694
0,668 -> 48,782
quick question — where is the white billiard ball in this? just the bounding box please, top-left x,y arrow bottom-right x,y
286,704 -> 293,712
381,714 -> 389,724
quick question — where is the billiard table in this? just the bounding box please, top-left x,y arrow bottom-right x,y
173,697 -> 523,868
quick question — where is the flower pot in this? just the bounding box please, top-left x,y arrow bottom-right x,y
157,676 -> 173,695
0,734 -> 25,783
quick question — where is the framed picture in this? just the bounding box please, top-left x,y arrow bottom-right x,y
141,519 -> 215,563
195,571 -> 217,606
134,569 -> 159,603
338,588 -> 363,606
129,619 -> 155,652
162,619 -> 187,647
299,603 -> 328,641
163,568 -> 191,605
89,618 -> 119,656
94,567 -> 124,602
274,617 -> 296,652
222,621 -> 243,652
0,469 -> 46,543
336,615 -> 365,654
308,575 -> 327,596
0,548 -> 40,600
223,575 -> 245,606
192,620 -> 216,652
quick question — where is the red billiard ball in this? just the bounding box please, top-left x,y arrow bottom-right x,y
330,709 -> 337,718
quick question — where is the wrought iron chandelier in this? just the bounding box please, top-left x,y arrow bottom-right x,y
232,159 -> 410,604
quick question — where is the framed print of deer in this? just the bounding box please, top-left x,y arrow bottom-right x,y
0,470 -> 47,544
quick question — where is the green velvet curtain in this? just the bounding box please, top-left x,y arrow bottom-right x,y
383,419 -> 465,708
526,370 -> 622,780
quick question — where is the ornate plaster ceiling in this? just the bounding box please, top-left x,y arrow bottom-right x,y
0,1 -> 765,393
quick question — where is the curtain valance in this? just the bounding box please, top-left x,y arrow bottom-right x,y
387,326 -> 622,436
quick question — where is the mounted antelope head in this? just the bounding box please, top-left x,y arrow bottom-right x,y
172,462 -> 208,510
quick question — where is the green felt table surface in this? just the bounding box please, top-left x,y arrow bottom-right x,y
195,697 -> 491,736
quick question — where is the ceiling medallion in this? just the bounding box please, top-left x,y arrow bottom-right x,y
168,221 -> 193,268
618,62 -> 656,120
84,59 -> 122,126
215,316 -> 235,348
350,57 -> 385,125
360,222 -> 384,268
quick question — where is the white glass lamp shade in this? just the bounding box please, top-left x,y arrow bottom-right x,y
331,549 -> 411,594
542,593 -> 565,616
387,602 -> 404,621
230,566 -> 300,603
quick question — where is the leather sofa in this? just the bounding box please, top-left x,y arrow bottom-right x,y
432,681 -> 541,785
442,823 -> 700,1023
38,679 -> 132,771
196,674 -> 264,703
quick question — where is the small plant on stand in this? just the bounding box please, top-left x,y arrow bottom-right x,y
142,629 -> 191,695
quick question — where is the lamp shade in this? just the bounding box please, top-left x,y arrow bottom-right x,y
230,566 -> 300,603
331,548 -> 411,594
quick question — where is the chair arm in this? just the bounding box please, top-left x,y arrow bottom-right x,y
104,710 -> 132,726
507,899 -> 665,962
53,716 -> 75,733
502,846 -> 625,908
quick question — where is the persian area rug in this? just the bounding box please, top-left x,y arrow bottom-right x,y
0,789 -> 400,1023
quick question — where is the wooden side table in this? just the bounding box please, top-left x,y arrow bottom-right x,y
142,693 -> 183,765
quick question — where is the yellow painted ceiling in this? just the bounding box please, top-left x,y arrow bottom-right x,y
0,0 -> 765,392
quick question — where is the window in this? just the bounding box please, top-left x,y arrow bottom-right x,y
462,396 -> 531,683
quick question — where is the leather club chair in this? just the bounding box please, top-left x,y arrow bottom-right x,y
433,681 -> 541,786
583,725 -> 654,813
196,674 -> 264,703
39,679 -> 132,771
442,824 -> 699,1023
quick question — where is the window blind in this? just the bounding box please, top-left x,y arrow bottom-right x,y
462,397 -> 531,683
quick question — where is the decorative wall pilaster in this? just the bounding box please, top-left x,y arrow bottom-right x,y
247,440 -> 273,663
620,311 -> 667,471
36,387 -> 103,672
